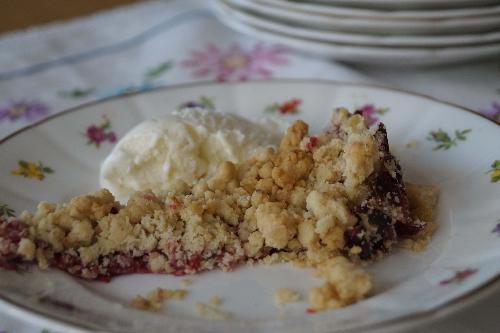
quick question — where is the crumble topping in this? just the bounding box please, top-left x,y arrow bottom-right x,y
274,288 -> 300,306
0,109 -> 438,311
309,257 -> 371,311
17,238 -> 36,260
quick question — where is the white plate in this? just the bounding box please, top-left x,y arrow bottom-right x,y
219,1 -> 500,47
214,4 -> 500,65
0,80 -> 499,333
255,0 -> 500,20
309,0 -> 500,10
225,0 -> 500,35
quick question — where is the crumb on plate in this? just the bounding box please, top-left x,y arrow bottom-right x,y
309,257 -> 371,311
181,278 -> 193,287
274,288 -> 300,306
130,287 -> 187,312
195,298 -> 232,320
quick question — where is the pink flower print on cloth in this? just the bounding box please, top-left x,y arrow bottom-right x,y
182,43 -> 289,81
0,100 -> 49,123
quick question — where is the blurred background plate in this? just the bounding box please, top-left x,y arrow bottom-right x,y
254,0 -> 500,20
217,1 -> 500,47
214,4 -> 500,65
223,0 -> 500,35
307,0 -> 500,10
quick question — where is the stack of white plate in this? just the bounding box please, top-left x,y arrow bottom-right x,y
212,0 -> 500,65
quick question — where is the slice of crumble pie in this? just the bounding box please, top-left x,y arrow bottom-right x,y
0,109 -> 438,309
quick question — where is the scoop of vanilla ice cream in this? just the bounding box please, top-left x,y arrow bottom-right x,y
100,107 -> 285,202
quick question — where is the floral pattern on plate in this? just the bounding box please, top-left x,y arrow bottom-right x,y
492,221 -> 500,236
479,102 -> 500,123
0,100 -> 49,123
488,160 -> 500,183
0,203 -> 15,218
265,98 -> 301,115
356,104 -> 389,126
10,160 -> 54,181
439,269 -> 478,285
427,128 -> 471,150
179,96 -> 215,111
182,43 -> 289,81
85,116 -> 117,148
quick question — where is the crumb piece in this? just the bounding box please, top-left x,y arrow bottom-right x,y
290,258 -> 309,268
35,248 -> 49,270
181,278 -> 193,287
195,300 -> 232,320
256,202 -> 299,249
279,120 -> 308,150
405,140 -> 419,148
130,295 -> 162,312
343,130 -> 378,192
349,246 -> 362,255
209,296 -> 222,306
207,161 -> 237,191
17,238 -> 36,260
130,288 -> 187,312
308,257 -> 371,311
258,252 -> 299,265
153,288 -> 188,300
274,288 -> 300,306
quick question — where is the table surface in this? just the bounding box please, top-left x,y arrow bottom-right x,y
0,0 -> 499,332
0,0 -> 141,34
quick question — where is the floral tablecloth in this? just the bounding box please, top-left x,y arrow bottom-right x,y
0,0 -> 499,332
